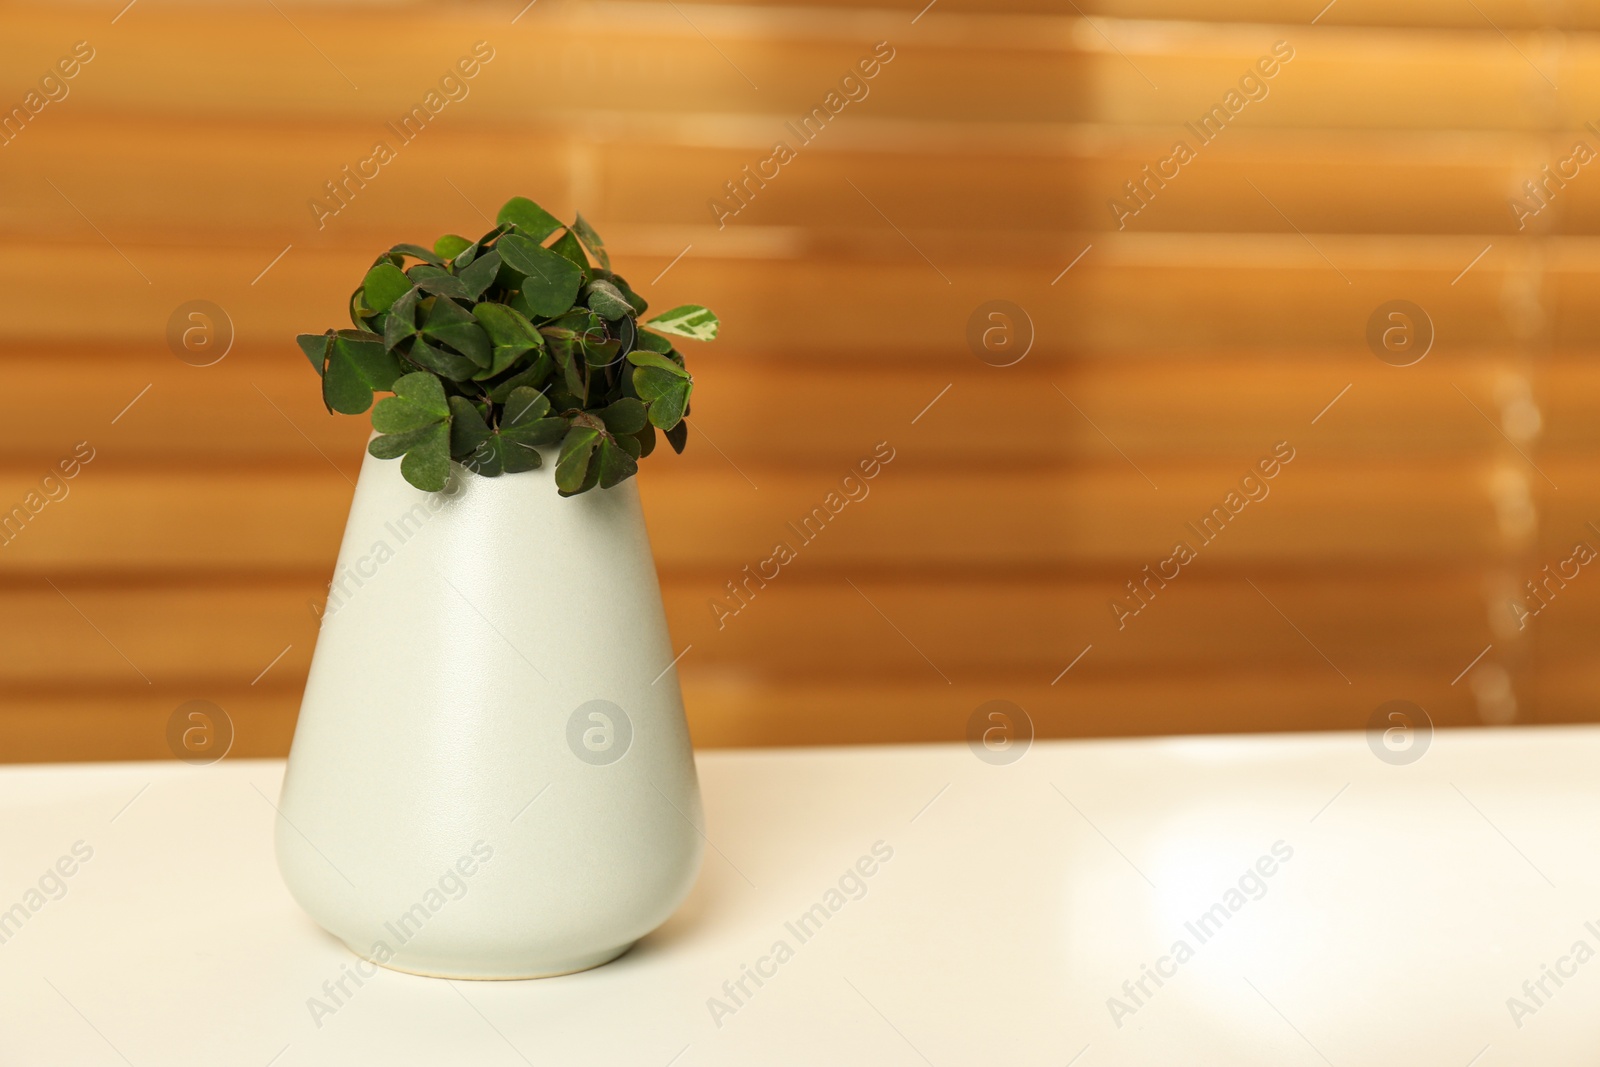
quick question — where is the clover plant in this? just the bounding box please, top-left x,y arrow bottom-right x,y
297,196 -> 718,495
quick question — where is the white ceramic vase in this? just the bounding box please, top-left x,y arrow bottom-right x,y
275,446 -> 703,979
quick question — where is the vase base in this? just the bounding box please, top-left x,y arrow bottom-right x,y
344,940 -> 637,981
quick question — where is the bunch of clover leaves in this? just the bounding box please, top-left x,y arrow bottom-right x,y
296,196 -> 717,496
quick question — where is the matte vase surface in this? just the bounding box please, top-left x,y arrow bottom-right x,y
275,447 -> 703,979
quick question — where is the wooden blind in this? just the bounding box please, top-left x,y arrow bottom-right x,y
0,0 -> 1591,760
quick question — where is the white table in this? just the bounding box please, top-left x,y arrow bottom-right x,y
1,728 -> 1595,1066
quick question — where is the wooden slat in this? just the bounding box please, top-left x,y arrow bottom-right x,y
0,582 -> 322,689
1076,0 -> 1600,31
17,124 -> 1600,245
1071,31 -> 1588,133
8,118 -> 1594,240
0,572 -> 1497,688
704,573 -> 1494,676
0,6 -> 1596,135
681,670 -> 1499,746
6,347 -> 1596,466
0,690 -> 296,764
0,665 -> 1501,763
1528,666 -> 1600,724
10,241 -> 1600,354
0,460 -> 1533,575
685,0 -> 1600,32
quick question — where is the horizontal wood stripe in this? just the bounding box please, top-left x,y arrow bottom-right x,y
8,245 -> 1600,357
0,572 -> 1521,688
2,350 -> 1595,465
0,459 -> 1568,575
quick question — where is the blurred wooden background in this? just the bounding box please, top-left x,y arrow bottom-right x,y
0,0 -> 1596,761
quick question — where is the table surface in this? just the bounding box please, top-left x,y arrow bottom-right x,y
2,727 -> 1597,1066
